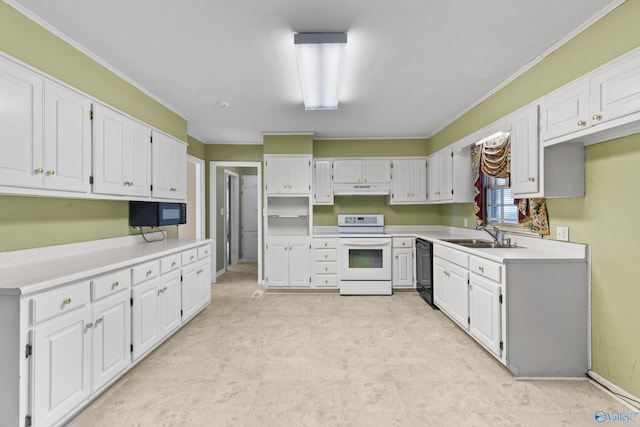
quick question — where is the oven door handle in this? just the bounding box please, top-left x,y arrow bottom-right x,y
341,240 -> 391,247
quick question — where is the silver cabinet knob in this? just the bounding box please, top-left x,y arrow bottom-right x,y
46,170 -> 55,176
34,168 -> 44,174
592,114 -> 602,121
577,120 -> 586,127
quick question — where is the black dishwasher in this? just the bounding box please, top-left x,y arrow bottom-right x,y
416,239 -> 437,309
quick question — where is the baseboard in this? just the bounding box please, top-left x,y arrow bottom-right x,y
588,370 -> 640,410
216,269 -> 225,278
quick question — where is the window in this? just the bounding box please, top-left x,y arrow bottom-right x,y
484,176 -> 518,225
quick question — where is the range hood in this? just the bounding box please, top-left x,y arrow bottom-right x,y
333,183 -> 391,196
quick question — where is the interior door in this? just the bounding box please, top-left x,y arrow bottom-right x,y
240,175 -> 258,260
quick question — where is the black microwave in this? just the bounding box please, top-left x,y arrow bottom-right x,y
129,201 -> 187,227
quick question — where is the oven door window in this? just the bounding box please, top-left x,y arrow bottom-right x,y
349,249 -> 383,269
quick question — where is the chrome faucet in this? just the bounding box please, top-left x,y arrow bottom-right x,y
474,224 -> 501,244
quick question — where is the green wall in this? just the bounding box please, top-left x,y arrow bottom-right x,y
314,138 -> 429,157
0,4 -> 188,252
430,1 -> 640,397
263,134 -> 314,154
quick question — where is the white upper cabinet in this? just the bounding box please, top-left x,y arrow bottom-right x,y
0,58 -> 44,189
539,81 -> 590,142
333,159 -> 391,183
92,103 -> 152,198
510,105 -> 540,196
0,58 -> 91,193
152,131 -> 187,200
427,147 -> 453,203
43,81 -> 92,193
540,47 -> 640,145
590,51 -> 640,126
264,155 -> 311,195
313,159 -> 333,204
390,158 -> 427,204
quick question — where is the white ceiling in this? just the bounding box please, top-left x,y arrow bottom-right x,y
9,0 -> 620,144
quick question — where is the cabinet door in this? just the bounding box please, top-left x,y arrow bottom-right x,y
391,159 -> 411,202
540,81 -> 590,141
266,240 -> 289,286
92,104 -> 125,195
43,81 -> 91,193
433,257 -> 448,310
288,238 -> 311,287
152,132 -> 186,199
264,157 -> 290,194
288,157 -> 311,194
362,159 -> 391,183
332,159 -> 362,183
590,52 -> 640,125
195,259 -> 212,308
392,248 -> 414,288
447,263 -> 469,330
31,306 -> 92,427
510,106 -> 540,196
131,278 -> 161,361
426,155 -> 438,202
470,274 -> 502,356
159,271 -> 182,338
181,263 -> 198,321
124,120 -> 152,197
410,159 -> 427,202
91,291 -> 131,393
313,159 -> 333,204
438,148 -> 453,202
0,58 -> 43,189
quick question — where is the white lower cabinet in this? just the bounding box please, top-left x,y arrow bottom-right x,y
181,263 -> 198,321
195,259 -> 212,310
131,277 -> 161,361
469,272 -> 502,357
265,237 -> 310,288
392,237 -> 415,289
158,270 -> 182,338
31,306 -> 92,427
312,237 -> 338,288
91,291 -> 131,393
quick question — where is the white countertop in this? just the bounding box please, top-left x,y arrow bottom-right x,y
0,236 -> 212,296
313,225 -> 587,263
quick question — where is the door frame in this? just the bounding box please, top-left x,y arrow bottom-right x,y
223,170 -> 240,269
180,155 -> 205,240
210,161 -> 263,283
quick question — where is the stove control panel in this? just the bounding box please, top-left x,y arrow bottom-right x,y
338,214 -> 384,226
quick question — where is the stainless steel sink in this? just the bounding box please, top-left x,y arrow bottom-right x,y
441,238 -> 522,249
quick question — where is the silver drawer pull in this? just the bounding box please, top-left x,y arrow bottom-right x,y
172,261 -> 176,267
479,266 -> 484,272
63,298 -> 72,305
190,256 -> 195,260
86,322 -> 94,329
112,281 -> 119,288
197,269 -> 203,274
146,270 -> 152,277
96,318 -> 103,324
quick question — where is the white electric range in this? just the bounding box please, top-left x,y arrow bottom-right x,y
337,214 -> 392,295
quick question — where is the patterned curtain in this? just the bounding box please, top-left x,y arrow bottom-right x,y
471,133 -> 550,235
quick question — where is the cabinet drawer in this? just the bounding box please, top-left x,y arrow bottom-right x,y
198,245 -> 212,259
313,274 -> 338,287
132,260 -> 159,285
161,254 -> 181,274
182,249 -> 198,265
434,245 -> 469,268
315,262 -> 337,275
91,269 -> 131,301
315,248 -> 337,262
392,237 -> 414,248
313,238 -> 338,249
469,257 -> 502,283
32,281 -> 90,324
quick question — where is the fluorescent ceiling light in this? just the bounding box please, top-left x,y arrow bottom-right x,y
294,32 -> 347,110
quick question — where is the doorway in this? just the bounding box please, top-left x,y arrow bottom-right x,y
210,161 -> 263,283
224,170 -> 239,269
178,155 -> 205,240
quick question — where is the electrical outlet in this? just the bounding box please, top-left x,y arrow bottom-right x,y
464,218 -> 468,227
556,226 -> 569,241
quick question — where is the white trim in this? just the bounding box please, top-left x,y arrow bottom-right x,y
427,0 -> 626,138
210,161 -> 263,284
314,135 -> 429,141
3,0 -> 187,120
205,140 -> 263,145
223,170 -> 240,269
261,131 -> 315,136
588,371 -> 640,410
184,155 -> 205,240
